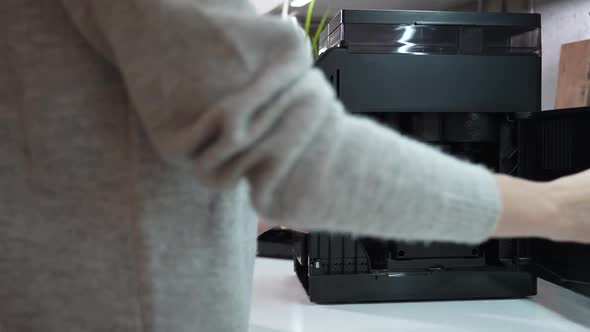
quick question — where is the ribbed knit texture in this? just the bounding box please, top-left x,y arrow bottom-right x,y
0,0 -> 500,331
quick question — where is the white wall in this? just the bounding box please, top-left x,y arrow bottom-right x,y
536,0 -> 590,109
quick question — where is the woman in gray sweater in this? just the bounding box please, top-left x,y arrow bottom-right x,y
0,0 -> 588,331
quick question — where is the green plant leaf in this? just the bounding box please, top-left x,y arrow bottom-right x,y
304,0 -> 316,39
312,6 -> 330,56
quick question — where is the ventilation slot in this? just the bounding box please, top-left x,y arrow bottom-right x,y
335,69 -> 340,98
540,118 -> 573,170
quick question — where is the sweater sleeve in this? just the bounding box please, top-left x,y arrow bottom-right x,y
61,0 -> 501,243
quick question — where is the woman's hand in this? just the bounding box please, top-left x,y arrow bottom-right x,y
546,169 -> 590,243
494,170 -> 590,243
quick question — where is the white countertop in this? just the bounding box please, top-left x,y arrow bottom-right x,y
250,258 -> 590,332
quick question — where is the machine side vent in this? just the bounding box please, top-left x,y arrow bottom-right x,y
335,69 -> 340,97
540,118 -> 573,170
328,70 -> 341,98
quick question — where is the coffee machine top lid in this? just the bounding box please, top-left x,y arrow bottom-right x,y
319,10 -> 541,57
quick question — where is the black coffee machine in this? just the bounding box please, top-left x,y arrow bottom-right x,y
288,9 -> 590,304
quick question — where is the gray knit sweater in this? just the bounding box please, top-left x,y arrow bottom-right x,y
0,0 -> 500,331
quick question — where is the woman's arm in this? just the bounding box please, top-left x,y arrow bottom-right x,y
495,171 -> 590,243
60,0 -> 588,244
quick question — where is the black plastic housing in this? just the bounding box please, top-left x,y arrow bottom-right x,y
290,10 -> 590,304
318,10 -> 541,114
294,233 -> 537,303
320,10 -> 541,56
517,109 -> 590,298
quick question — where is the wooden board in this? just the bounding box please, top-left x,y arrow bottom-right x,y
555,39 -> 590,109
